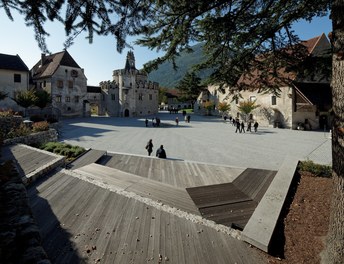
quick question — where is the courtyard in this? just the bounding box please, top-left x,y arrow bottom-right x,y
59,111 -> 332,171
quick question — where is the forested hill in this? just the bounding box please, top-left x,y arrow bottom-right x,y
147,43 -> 212,88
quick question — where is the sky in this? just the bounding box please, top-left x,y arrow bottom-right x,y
0,9 -> 332,86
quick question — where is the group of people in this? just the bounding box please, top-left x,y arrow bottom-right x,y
145,139 -> 167,159
230,117 -> 259,133
145,117 -> 161,127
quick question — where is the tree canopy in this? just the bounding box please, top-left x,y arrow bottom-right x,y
176,71 -> 206,105
2,1 -> 330,91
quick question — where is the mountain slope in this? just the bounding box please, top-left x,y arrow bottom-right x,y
148,43 -> 211,88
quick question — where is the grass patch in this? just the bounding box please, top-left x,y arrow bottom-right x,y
298,160 -> 332,178
40,142 -> 86,161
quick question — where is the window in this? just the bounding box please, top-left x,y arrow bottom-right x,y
235,98 -> 239,104
56,95 -> 61,103
149,94 -> 153,100
139,93 -> 143,100
65,96 -> 70,102
68,80 -> 73,89
271,95 -> 277,105
14,74 -> 21,83
43,81 -> 46,87
111,94 -> 116,100
57,80 -> 63,88
75,96 -> 79,103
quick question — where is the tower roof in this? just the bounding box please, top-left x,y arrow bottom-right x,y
124,50 -> 136,71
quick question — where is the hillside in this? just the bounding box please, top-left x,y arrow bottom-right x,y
147,43 -> 212,88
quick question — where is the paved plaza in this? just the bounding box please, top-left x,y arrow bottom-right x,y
59,112 -> 332,170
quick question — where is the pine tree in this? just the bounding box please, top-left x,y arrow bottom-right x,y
176,72 -> 206,108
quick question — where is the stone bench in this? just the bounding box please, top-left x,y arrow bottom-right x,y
241,156 -> 299,253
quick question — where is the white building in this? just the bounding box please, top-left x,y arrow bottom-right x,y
0,53 -> 29,112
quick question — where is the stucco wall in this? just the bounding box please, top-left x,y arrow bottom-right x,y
0,69 -> 29,111
50,66 -> 87,117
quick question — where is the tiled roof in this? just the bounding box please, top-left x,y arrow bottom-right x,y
31,50 -> 81,79
237,34 -> 330,88
0,53 -> 29,71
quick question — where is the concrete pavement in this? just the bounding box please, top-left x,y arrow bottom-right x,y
59,112 -> 332,170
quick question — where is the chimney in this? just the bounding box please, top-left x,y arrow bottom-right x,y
41,53 -> 46,66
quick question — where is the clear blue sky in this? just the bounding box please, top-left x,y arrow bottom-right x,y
0,9 -> 332,86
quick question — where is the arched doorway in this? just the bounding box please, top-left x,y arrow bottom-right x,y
124,109 -> 130,117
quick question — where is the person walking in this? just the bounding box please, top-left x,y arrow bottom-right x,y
145,118 -> 149,127
254,121 -> 259,132
235,120 -> 241,133
156,145 -> 167,159
145,139 -> 153,156
240,121 -> 245,133
247,121 -> 252,132
187,115 -> 191,123
175,117 -> 179,126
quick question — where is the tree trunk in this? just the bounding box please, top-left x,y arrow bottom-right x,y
321,2 -> 344,262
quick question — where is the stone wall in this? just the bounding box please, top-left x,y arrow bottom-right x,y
3,129 -> 58,146
0,161 -> 51,263
0,116 -> 23,136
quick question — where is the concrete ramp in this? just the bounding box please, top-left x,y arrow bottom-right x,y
242,156 -> 299,253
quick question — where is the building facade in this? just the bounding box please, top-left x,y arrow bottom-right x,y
31,51 -> 88,117
110,51 -> 159,117
0,53 -> 29,112
195,34 -> 332,130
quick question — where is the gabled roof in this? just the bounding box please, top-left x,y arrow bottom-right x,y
31,50 -> 81,79
300,33 -> 331,56
237,34 -> 331,88
0,53 -> 29,71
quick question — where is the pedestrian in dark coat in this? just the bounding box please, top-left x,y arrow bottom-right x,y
156,145 -> 167,159
145,118 -> 149,127
235,120 -> 241,133
247,122 -> 252,132
145,139 -> 153,156
187,115 -> 191,123
254,121 -> 259,132
240,121 -> 245,133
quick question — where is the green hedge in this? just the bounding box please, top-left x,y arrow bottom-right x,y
40,142 -> 86,161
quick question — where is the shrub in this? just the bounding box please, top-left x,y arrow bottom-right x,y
40,142 -> 86,161
0,109 -> 16,117
298,160 -> 332,178
32,121 -> 49,132
7,123 -> 31,138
